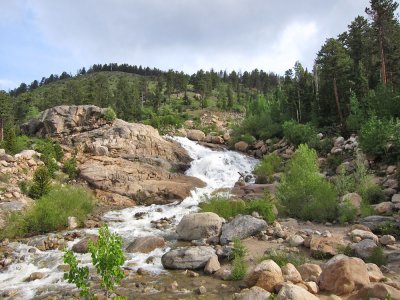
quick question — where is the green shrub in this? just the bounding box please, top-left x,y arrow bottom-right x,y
34,138 -> 63,176
359,116 -> 393,158
282,120 -> 318,147
63,156 -> 78,179
28,166 -> 52,199
258,250 -> 307,267
199,195 -> 276,223
362,185 -> 385,204
334,168 -> 356,197
338,200 -> 358,224
316,138 -> 334,157
375,222 -> 400,236
277,144 -> 338,222
230,257 -> 247,280
1,185 -> 94,238
230,238 -> 247,281
364,246 -> 388,266
104,106 -> 117,121
64,224 -> 126,299
0,125 -> 29,155
360,201 -> 375,217
253,153 -> 281,184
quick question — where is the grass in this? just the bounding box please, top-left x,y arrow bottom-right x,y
364,246 -> 388,266
0,185 -> 94,239
230,238 -> 247,281
257,250 -> 307,267
199,195 -> 276,223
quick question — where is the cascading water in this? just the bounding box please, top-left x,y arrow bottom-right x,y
0,137 -> 257,299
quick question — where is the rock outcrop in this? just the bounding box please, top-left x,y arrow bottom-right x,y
22,105 -> 205,205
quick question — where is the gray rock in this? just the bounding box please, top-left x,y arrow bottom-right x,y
360,216 -> 395,230
288,235 -> 305,247
126,236 -> 165,253
187,129 -> 205,141
351,239 -> 378,259
220,215 -> 267,245
72,235 -> 98,253
176,212 -> 222,241
161,246 -> 216,270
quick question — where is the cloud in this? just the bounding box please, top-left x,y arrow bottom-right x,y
0,0 -> 378,88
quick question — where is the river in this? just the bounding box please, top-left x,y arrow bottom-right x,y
0,137 -> 257,299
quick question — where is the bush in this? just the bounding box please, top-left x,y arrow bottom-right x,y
199,195 -> 276,223
34,138 -> 63,176
28,166 -> 52,199
359,116 -> 393,158
0,125 -> 29,155
282,120 -> 318,148
64,224 -> 126,299
338,200 -> 358,224
230,238 -> 247,281
253,153 -> 281,184
63,156 -> 78,179
104,107 -> 117,121
334,168 -> 356,197
1,185 -> 94,238
277,144 -> 338,222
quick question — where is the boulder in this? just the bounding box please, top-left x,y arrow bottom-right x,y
360,216 -> 395,231
341,193 -> 362,210
72,235 -> 98,253
318,256 -> 370,295
235,141 -> 249,152
245,259 -> 283,292
288,235 -> 304,247
350,229 -> 378,243
282,263 -> 302,283
366,263 -> 385,282
176,212 -> 222,241
204,255 -> 221,274
220,215 -> 267,245
379,235 -> 396,245
276,283 -> 319,300
309,235 -> 348,257
233,286 -> 271,300
297,263 -> 322,282
126,236 -> 165,253
187,129 -> 205,142
27,272 -> 46,281
374,202 -> 394,215
348,283 -> 400,300
161,246 -> 216,270
351,239 -> 378,259
67,216 -> 79,230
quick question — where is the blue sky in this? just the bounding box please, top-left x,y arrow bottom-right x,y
0,0 -> 382,91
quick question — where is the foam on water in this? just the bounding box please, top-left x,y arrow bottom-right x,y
0,137 -> 257,299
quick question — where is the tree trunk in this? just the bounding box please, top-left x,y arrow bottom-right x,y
379,26 -> 388,86
333,75 -> 344,125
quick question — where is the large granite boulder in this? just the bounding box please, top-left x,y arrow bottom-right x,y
220,215 -> 267,245
176,212 -> 223,241
161,246 -> 216,270
126,236 -> 165,253
318,256 -> 370,295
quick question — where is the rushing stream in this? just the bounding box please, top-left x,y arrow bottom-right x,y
0,137 -> 257,299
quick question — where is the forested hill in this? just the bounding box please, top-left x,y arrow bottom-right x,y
1,0 -> 400,139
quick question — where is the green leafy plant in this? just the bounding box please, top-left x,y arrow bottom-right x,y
63,156 -> 78,179
338,200 -> 358,224
282,120 -> 318,147
104,106 -> 117,121
63,249 -> 91,299
28,166 -> 52,199
253,153 -> 281,184
364,246 -> 388,266
34,139 -> 63,176
230,238 -> 247,280
88,225 -> 126,298
359,116 -> 393,158
63,224 -> 126,299
277,144 -> 338,222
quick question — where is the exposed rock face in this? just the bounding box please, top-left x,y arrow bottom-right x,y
176,212 -> 223,241
22,105 -> 205,206
21,105 -> 109,137
220,215 -> 267,245
318,256 -> 370,295
161,246 -> 216,270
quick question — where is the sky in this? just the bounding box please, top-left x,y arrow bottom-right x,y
0,0 -> 378,91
